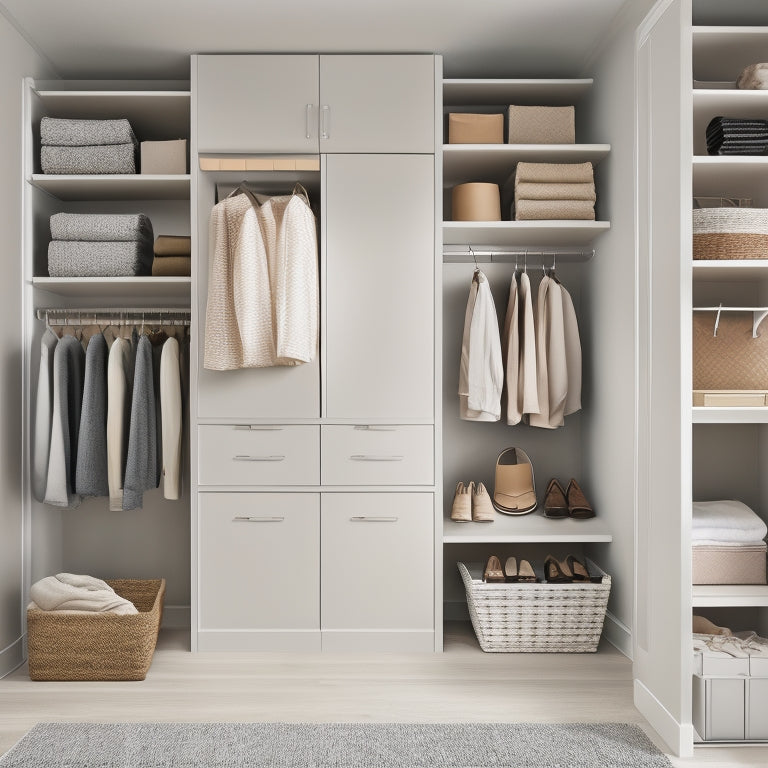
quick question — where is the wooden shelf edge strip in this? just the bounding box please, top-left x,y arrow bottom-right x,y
199,156 -> 320,172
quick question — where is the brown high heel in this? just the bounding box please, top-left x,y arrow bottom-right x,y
544,554 -> 573,583
543,478 -> 568,518
566,479 -> 595,519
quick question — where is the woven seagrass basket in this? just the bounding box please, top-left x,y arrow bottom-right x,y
693,208 -> 768,260
27,578 -> 165,681
458,561 -> 610,653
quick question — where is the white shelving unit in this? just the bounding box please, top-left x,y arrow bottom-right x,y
443,512 -> 612,544
32,276 -> 191,301
693,585 -> 768,608
29,174 -> 191,201
443,220 -> 610,247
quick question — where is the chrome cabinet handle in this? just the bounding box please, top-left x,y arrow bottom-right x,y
350,516 -> 399,523
233,516 -> 285,523
353,425 -> 397,431
305,104 -> 313,139
233,425 -> 284,431
349,455 -> 403,462
233,455 -> 285,462
321,105 -> 330,139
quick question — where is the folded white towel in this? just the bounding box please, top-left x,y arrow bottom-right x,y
738,63 -> 768,90
692,500 -> 768,543
29,573 -> 137,615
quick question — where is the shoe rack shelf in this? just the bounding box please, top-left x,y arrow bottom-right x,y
443,511 -> 612,544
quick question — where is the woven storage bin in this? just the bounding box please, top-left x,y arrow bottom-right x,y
458,561 -> 610,652
27,578 -> 165,681
693,208 -> 768,259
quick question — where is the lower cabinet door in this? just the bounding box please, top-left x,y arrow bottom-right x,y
198,492 -> 320,650
320,492 -> 434,651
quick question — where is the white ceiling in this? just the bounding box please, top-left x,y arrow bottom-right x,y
0,0 -> 629,80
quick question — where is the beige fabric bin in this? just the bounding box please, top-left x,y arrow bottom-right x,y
448,113 -> 503,144
140,139 -> 187,174
508,105 -> 575,144
451,182 -> 501,221
692,544 -> 767,585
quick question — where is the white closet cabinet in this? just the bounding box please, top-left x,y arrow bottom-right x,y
196,55 -> 319,154
198,493 -> 320,651
320,493 -> 434,651
324,153 -> 434,419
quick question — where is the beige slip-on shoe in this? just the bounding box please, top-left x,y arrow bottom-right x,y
472,482 -> 495,522
450,481 -> 473,522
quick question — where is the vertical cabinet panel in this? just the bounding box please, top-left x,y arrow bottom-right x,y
198,493 -> 319,631
320,493 -> 434,632
196,55 -> 319,153
319,55 -> 435,153
324,154 -> 434,419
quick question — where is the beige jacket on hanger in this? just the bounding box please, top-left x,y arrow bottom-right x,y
561,282 -> 582,416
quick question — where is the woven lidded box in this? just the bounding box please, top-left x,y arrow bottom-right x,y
458,561 -> 610,652
27,578 -> 165,681
507,105 -> 575,144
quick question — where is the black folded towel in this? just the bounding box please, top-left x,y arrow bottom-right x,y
706,116 -> 768,155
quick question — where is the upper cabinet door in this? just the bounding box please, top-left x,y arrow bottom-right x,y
319,55 -> 435,153
196,55 -> 319,153
324,154 -> 434,420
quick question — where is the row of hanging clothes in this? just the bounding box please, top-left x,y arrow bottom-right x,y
203,182 -> 319,371
459,260 -> 582,429
32,311 -> 189,511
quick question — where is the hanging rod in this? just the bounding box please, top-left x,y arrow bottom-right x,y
36,307 -> 191,327
442,248 -> 594,264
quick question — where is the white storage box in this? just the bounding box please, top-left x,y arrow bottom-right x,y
693,650 -> 750,677
749,653 -> 768,677
693,674 -> 768,741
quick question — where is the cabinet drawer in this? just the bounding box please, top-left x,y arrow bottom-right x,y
321,493 -> 434,632
198,425 -> 319,486
321,425 -> 433,485
199,493 -> 319,631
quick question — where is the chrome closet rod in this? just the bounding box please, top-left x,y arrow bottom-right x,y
35,307 -> 191,327
442,248 -> 594,264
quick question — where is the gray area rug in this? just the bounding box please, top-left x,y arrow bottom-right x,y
0,722 -> 672,767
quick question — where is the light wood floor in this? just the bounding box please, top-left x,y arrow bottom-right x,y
1,623 -> 766,767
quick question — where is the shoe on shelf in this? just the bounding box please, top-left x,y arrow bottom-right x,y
544,554 -> 573,583
483,555 -> 505,583
450,481 -> 473,522
566,479 -> 595,519
543,478 -> 569,518
504,556 -> 538,583
472,482 -> 495,522
565,554 -> 594,582
493,447 -> 537,515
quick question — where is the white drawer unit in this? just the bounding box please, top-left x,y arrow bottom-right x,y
198,493 -> 320,650
320,493 -> 434,651
321,425 -> 434,486
198,425 -> 319,486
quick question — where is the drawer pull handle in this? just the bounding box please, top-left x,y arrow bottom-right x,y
321,104 -> 330,139
349,455 -> 403,462
233,455 -> 286,462
350,516 -> 399,523
233,516 -> 285,523
305,103 -> 313,139
233,425 -> 284,431
353,425 -> 397,431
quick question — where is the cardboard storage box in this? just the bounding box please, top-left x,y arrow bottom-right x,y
448,113 -> 503,144
140,139 -> 187,174
451,183 -> 501,221
507,105 -> 575,144
692,544 -> 767,585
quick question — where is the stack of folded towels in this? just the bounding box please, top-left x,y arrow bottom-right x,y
706,116 -> 768,155
28,573 -> 137,615
513,162 -> 596,220
48,213 -> 154,277
692,500 -> 767,585
152,235 -> 191,276
40,117 -> 138,174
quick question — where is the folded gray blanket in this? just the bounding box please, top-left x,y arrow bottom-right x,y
48,241 -> 154,277
51,213 -> 153,243
41,143 -> 136,174
41,117 -> 137,147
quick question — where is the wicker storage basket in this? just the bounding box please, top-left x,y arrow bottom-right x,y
458,561 -> 610,653
693,208 -> 768,260
27,578 -> 165,681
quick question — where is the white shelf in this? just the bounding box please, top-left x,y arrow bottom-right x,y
29,174 -> 191,201
443,79 -> 593,106
692,157 -> 768,205
443,510 -> 612,544
442,144 -> 610,186
34,90 -> 190,140
32,277 -> 191,302
692,407 -> 768,424
443,221 -> 610,247
692,584 -> 768,607
693,27 -> 768,83
693,260 -> 768,281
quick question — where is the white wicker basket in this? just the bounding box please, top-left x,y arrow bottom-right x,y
458,560 -> 611,653
693,208 -> 768,234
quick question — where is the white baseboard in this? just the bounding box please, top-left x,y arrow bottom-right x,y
161,604 -> 190,629
0,635 -> 25,679
634,678 -> 694,757
603,610 -> 632,659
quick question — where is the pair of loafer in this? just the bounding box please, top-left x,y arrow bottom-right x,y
543,478 -> 594,519
482,555 -> 538,583
544,554 -> 602,583
451,481 -> 495,522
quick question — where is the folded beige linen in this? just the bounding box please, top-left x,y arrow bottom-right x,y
514,181 -> 596,201
29,573 -> 138,614
515,161 -> 594,184
154,235 -> 191,257
151,256 -> 191,276
515,199 -> 595,220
